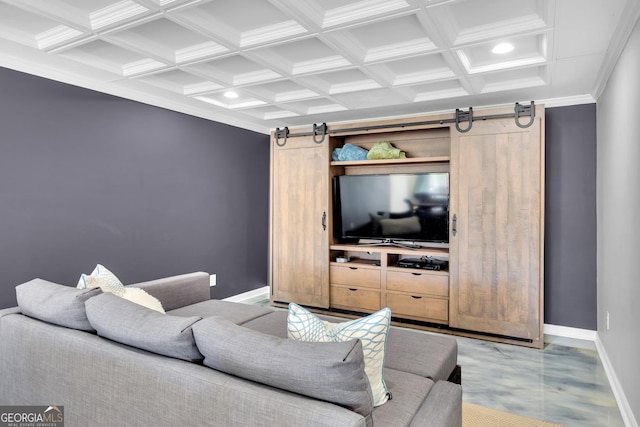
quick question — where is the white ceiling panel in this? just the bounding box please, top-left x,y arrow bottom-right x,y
0,0 -> 637,133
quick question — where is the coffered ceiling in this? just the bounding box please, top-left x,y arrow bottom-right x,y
0,0 -> 637,134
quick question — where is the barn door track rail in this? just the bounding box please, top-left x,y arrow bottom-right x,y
274,101 -> 536,146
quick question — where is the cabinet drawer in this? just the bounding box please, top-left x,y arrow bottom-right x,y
331,265 -> 381,289
386,293 -> 448,323
386,270 -> 448,296
331,286 -> 381,311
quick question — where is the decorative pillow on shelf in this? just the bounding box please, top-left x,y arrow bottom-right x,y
332,143 -> 369,161
77,264 -> 125,296
367,141 -> 406,160
287,303 -> 392,406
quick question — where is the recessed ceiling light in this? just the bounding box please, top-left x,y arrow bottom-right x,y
492,42 -> 514,54
224,90 -> 239,99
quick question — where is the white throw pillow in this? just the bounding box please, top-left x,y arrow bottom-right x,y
287,303 -> 391,406
76,264 -> 164,313
121,287 -> 165,313
77,264 -> 125,296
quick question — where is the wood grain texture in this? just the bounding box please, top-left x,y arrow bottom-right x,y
271,135 -> 330,308
386,292 -> 449,323
330,286 -> 381,311
386,270 -> 449,296
449,116 -> 543,345
330,264 -> 381,289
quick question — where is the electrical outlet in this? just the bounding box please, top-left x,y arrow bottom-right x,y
209,274 -> 216,287
606,311 -> 610,331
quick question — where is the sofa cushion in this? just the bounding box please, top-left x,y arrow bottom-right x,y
168,299 -> 273,325
241,310 -> 288,337
192,316 -> 374,421
16,278 -> 102,331
384,325 -> 458,382
85,293 -> 203,362
77,264 -> 125,296
372,368 -> 434,426
244,310 -> 459,384
287,303 -> 391,407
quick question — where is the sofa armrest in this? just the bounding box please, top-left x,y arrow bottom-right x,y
126,272 -> 210,311
409,381 -> 462,427
0,307 -> 21,319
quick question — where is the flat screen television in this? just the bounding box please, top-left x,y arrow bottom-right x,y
333,172 -> 449,245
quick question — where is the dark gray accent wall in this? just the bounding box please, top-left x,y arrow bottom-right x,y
0,67 -> 269,309
544,104 -> 597,329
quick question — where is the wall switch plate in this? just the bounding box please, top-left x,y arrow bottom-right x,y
210,274 -> 216,287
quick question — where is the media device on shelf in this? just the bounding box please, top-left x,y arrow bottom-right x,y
396,257 -> 449,271
333,172 -> 449,247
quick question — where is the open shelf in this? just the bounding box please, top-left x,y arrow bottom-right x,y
330,156 -> 450,167
330,243 -> 448,258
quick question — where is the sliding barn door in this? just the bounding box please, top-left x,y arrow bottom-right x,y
270,135 -> 330,308
449,113 -> 544,347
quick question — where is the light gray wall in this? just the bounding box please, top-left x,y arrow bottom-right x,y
0,67 -> 270,309
597,18 -> 640,425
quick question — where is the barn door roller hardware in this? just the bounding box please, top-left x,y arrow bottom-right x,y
515,101 -> 535,128
273,102 -> 536,144
313,122 -> 327,144
274,126 -> 289,147
455,107 -> 473,133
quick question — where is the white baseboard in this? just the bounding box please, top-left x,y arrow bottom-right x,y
595,336 -> 638,427
223,286 -> 269,303
543,323 -> 597,341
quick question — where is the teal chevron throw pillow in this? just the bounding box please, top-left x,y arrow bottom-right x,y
287,303 -> 392,406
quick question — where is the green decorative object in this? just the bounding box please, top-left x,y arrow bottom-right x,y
366,141 -> 406,160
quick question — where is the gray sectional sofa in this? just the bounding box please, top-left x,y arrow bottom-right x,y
0,272 -> 461,427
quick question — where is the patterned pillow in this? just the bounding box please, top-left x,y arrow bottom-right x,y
287,303 -> 392,406
76,265 -> 164,312
77,264 -> 125,296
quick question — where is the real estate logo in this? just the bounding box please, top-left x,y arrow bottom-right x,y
0,406 -> 64,427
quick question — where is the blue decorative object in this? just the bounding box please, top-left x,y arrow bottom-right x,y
332,143 -> 369,161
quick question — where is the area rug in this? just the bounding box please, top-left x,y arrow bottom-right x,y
463,402 -> 562,427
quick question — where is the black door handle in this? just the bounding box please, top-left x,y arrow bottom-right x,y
452,214 -> 457,237
322,211 -> 327,231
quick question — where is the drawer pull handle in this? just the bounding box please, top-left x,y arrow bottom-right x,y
349,267 -> 358,270
411,296 -> 422,299
411,272 -> 422,276
348,288 -> 358,292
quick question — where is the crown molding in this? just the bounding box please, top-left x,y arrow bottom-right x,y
592,0 -> 640,101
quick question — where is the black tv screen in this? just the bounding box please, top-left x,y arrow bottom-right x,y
334,173 -> 449,244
